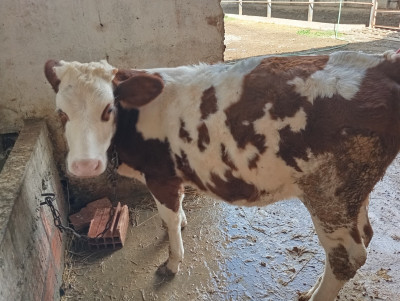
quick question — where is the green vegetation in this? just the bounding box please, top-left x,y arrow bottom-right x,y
296,29 -> 343,38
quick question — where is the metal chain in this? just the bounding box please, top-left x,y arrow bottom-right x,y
40,193 -> 88,240
95,206 -> 115,238
107,145 -> 119,202
41,148 -> 120,242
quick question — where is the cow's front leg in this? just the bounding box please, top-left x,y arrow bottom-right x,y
147,178 -> 185,276
161,201 -> 187,230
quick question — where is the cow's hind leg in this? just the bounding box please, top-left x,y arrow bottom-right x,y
300,196 -> 373,301
300,199 -> 372,301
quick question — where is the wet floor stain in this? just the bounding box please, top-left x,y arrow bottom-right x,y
62,156 -> 400,301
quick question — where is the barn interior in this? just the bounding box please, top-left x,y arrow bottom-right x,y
1,1 -> 400,300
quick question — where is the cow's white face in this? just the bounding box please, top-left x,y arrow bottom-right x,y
45,60 -> 117,177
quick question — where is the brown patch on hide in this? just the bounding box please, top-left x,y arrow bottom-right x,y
299,136 -> 386,233
301,57 -> 400,160
334,135 -> 390,222
200,86 -> 218,120
225,56 -> 328,156
113,69 -> 164,108
207,171 -> 259,203
179,120 -> 192,143
44,60 -> 61,93
113,107 -> 180,211
220,144 -> 237,171
295,55 -> 400,233
57,110 -> 69,126
278,125 -> 308,172
350,227 -> 362,244
113,69 -> 162,87
146,177 -> 184,213
197,122 -> 210,152
248,154 -> 260,170
363,223 -> 374,247
329,244 -> 359,281
175,150 -> 206,191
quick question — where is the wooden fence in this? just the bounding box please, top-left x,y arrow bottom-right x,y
221,0 -> 400,30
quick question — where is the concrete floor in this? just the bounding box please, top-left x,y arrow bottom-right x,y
62,155 -> 400,301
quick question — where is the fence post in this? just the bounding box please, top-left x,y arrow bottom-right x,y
369,0 -> 378,28
308,0 -> 314,22
267,0 -> 272,18
239,0 -> 243,15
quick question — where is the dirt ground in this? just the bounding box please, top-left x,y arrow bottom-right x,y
224,16 -> 400,61
61,19 -> 400,301
222,3 -> 400,28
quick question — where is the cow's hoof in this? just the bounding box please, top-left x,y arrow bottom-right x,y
181,218 -> 187,230
297,291 -> 310,301
156,261 -> 176,278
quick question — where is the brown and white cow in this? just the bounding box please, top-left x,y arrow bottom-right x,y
44,50 -> 400,301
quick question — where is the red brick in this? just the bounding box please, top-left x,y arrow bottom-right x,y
87,208 -> 111,238
40,207 -> 53,240
86,197 -> 112,210
43,260 -> 56,301
69,198 -> 112,231
50,230 -> 63,271
87,202 -> 129,248
33,222 -> 51,275
117,205 -> 129,246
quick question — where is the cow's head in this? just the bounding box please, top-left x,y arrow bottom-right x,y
44,60 -> 164,178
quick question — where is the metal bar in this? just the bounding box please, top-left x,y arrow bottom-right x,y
308,0 -> 314,22
369,0 -> 375,27
371,0 -> 378,28
267,0 -> 272,17
376,9 -> 400,13
222,0 -> 372,5
373,25 -> 400,30
239,0 -> 243,15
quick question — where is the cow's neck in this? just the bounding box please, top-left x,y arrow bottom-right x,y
112,104 -> 176,179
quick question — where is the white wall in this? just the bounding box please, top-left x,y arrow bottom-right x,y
0,0 -> 224,133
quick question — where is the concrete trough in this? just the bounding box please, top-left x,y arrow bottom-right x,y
0,120 -> 67,301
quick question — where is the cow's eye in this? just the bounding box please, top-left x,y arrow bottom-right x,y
57,109 -> 69,125
101,103 -> 114,122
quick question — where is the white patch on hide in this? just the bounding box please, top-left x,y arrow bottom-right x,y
288,51 -> 384,103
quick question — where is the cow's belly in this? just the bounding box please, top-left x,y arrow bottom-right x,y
179,151 -> 303,207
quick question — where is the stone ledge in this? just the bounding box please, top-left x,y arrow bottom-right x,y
0,119 -> 66,301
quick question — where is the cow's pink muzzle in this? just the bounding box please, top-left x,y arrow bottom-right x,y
70,159 -> 103,177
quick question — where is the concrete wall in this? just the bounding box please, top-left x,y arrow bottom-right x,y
0,0 -> 224,132
0,0 -> 224,204
0,120 -> 66,301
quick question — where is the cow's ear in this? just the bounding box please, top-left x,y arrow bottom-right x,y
44,60 -> 62,93
114,72 -> 164,108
